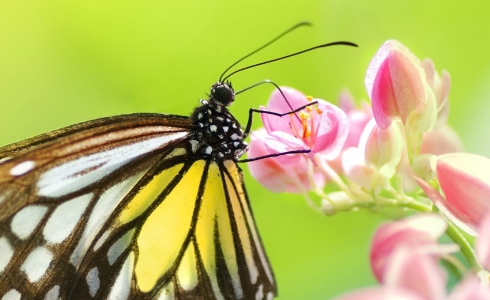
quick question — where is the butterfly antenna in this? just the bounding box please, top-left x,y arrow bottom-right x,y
218,21 -> 312,83
221,41 -> 358,82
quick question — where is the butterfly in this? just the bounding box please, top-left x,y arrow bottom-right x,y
0,81 -> 276,300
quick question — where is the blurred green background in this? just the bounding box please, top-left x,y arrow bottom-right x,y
1,1 -> 489,299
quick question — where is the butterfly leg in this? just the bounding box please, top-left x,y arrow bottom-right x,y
242,101 -> 318,137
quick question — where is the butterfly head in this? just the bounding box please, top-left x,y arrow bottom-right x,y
210,82 -> 235,107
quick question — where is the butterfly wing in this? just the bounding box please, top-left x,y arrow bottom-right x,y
0,113 -> 276,300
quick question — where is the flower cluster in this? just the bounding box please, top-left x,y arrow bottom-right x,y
247,39 -> 490,297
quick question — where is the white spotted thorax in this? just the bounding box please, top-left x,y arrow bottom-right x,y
189,82 -> 248,161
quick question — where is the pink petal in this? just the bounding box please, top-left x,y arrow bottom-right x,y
420,125 -> 464,155
264,131 -> 309,165
477,211 -> 490,270
247,129 -> 326,193
366,40 -> 429,130
360,119 -> 403,169
437,153 -> 490,227
338,90 -> 357,113
261,87 -> 308,135
313,100 -> 349,159
333,287 -> 423,300
370,214 -> 447,282
449,275 -> 490,300
342,147 -> 375,190
384,248 -> 447,300
414,175 -> 477,236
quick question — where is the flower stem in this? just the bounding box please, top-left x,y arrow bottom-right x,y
445,221 -> 483,272
398,200 -> 432,212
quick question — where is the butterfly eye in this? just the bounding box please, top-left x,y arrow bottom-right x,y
211,83 -> 235,106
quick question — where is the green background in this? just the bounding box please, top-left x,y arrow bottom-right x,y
1,1 -> 489,299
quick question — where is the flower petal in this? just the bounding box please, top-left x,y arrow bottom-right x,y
437,153 -> 490,227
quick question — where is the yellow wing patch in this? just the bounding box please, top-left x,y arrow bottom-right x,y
119,163 -> 185,224
135,160 -> 205,292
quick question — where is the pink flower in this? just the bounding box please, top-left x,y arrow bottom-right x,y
261,87 -> 349,163
338,90 -> 373,150
370,214 -> 448,282
247,129 -> 326,193
365,40 -> 437,132
420,125 -> 463,155
330,91 -> 372,173
341,119 -> 403,190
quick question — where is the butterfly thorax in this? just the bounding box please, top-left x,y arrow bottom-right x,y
188,82 -> 248,162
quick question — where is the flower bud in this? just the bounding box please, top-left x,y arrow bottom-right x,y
361,119 -> 403,171
370,214 -> 447,282
436,153 -> 490,227
365,40 -> 437,132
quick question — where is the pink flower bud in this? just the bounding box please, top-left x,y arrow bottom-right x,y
365,40 -> 437,132
436,153 -> 490,227
422,58 -> 451,127
420,125 -> 464,155
342,147 -> 376,190
360,119 -> 403,172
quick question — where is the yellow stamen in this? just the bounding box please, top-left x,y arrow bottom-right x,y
299,111 -> 311,138
306,96 -> 313,101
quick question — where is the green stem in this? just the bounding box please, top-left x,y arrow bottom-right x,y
398,200 -> 432,212
445,221 -> 483,272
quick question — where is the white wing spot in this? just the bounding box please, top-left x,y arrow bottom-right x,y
157,282 -> 175,300
210,125 -> 217,132
45,285 -> 60,300
0,157 -> 12,164
223,126 -> 229,133
107,229 -> 136,266
205,146 -> 212,155
267,292 -> 274,300
231,133 -> 238,140
11,205 -> 48,240
255,284 -> 264,300
43,194 -> 91,244
86,267 -> 100,297
0,236 -> 14,275
2,289 -> 21,300
70,173 -> 145,268
21,246 -> 53,283
197,113 -> 203,120
10,160 -> 35,176
108,251 -> 134,300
